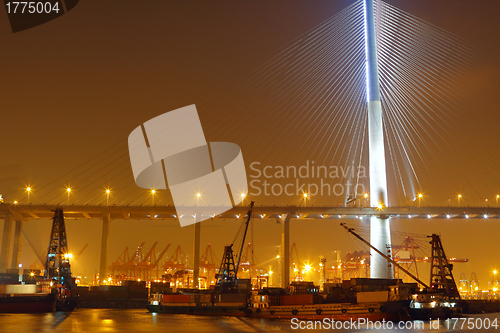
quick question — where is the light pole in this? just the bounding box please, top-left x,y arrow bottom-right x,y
363,193 -> 369,207
493,270 -> 498,293
303,193 -> 308,207
106,189 -> 110,205
496,195 -> 499,207
418,193 -> 423,207
151,189 -> 156,205
66,188 -> 71,205
26,187 -> 31,204
269,266 -> 273,287
457,194 -> 462,207
241,193 -> 246,207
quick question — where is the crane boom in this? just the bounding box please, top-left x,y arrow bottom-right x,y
235,201 -> 255,280
340,223 -> 429,289
153,242 -> 171,266
143,241 -> 159,262
75,243 -> 89,260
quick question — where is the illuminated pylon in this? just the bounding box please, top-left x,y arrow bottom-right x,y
364,0 -> 393,279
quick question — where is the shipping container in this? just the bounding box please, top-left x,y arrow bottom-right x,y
280,294 -> 314,305
356,291 -> 389,303
215,293 -> 247,305
163,294 -> 190,303
0,284 -> 39,294
122,280 -> 147,288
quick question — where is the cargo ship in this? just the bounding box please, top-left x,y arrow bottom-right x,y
148,278 -> 419,320
247,280 -> 412,321
148,278 -> 460,321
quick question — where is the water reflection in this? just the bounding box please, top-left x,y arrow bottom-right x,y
0,309 -> 498,332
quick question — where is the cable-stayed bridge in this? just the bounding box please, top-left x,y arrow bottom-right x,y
1,0 -> 498,286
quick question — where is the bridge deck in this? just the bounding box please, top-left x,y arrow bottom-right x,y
1,204 -> 499,220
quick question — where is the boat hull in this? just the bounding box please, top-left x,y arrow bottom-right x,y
148,303 -> 247,316
148,300 -> 411,321
0,293 -> 57,313
248,302 -> 407,321
408,307 -> 460,321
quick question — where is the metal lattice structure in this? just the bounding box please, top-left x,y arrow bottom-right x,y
392,236 -> 420,285
429,234 -> 460,299
45,208 -> 72,292
199,243 -> 219,287
215,245 -> 236,292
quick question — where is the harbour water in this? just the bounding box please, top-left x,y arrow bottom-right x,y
0,310 -> 499,332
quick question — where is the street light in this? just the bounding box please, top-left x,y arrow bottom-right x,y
105,189 -> 111,205
151,189 -> 156,205
363,193 -> 369,207
303,193 -> 308,207
418,193 -> 423,207
241,193 -> 246,207
496,195 -> 499,207
66,187 -> 72,205
26,187 -> 32,204
196,192 -> 201,209
196,193 -> 202,220
457,194 -> 462,207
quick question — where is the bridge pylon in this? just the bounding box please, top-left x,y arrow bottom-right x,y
364,0 -> 393,279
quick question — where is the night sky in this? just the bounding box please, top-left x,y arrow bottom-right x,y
1,1 -> 499,285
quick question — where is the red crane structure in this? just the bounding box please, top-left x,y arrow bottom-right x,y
290,242 -> 303,281
162,245 -> 191,289
238,242 -> 255,279
199,243 -> 219,288
340,250 -> 370,280
110,241 -> 174,282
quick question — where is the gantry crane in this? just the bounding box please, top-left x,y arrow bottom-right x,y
153,242 -> 171,279
199,243 -> 219,287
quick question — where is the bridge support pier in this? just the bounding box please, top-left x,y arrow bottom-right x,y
370,216 -> 393,279
99,212 -> 111,284
192,218 -> 201,289
10,220 -> 23,271
281,213 -> 292,288
0,213 -> 12,273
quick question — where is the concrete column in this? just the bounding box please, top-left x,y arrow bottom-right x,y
370,216 -> 393,278
281,213 -> 292,288
99,212 -> 111,285
10,220 -> 23,270
364,0 -> 392,279
192,217 -> 201,289
0,213 -> 12,273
